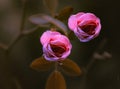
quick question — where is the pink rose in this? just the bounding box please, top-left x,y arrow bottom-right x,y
40,31 -> 72,61
68,12 -> 101,42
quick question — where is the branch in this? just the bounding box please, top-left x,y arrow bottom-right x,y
80,38 -> 108,89
6,34 -> 22,53
20,0 -> 28,31
22,26 -> 40,35
5,0 -> 28,53
86,38 -> 107,71
0,43 -> 8,50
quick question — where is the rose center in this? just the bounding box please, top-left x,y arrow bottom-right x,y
50,44 -> 66,57
80,22 -> 96,35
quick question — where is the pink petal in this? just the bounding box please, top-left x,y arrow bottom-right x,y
40,30 -> 61,45
68,15 -> 77,31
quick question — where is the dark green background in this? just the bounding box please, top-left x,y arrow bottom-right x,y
0,0 -> 120,89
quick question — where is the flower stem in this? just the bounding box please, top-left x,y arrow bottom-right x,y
55,61 -> 58,71
20,0 -> 28,32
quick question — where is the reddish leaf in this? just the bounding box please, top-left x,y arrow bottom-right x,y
30,56 -> 54,71
59,59 -> 82,76
46,71 -> 66,89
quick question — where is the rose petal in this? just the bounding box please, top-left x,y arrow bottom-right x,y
68,15 -> 77,31
40,31 -> 72,61
40,30 -> 61,45
68,12 -> 101,42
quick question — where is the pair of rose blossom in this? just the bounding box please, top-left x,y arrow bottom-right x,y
40,12 -> 101,61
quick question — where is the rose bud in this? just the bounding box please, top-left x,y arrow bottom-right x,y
40,31 -> 72,61
68,12 -> 101,42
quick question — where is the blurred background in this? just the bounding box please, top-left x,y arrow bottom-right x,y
0,0 -> 120,89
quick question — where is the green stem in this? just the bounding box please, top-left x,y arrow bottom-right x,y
6,33 -> 23,53
55,61 -> 58,71
20,0 -> 27,31
0,43 -> 7,51
22,26 -> 40,35
80,38 -> 107,89
5,0 -> 28,53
